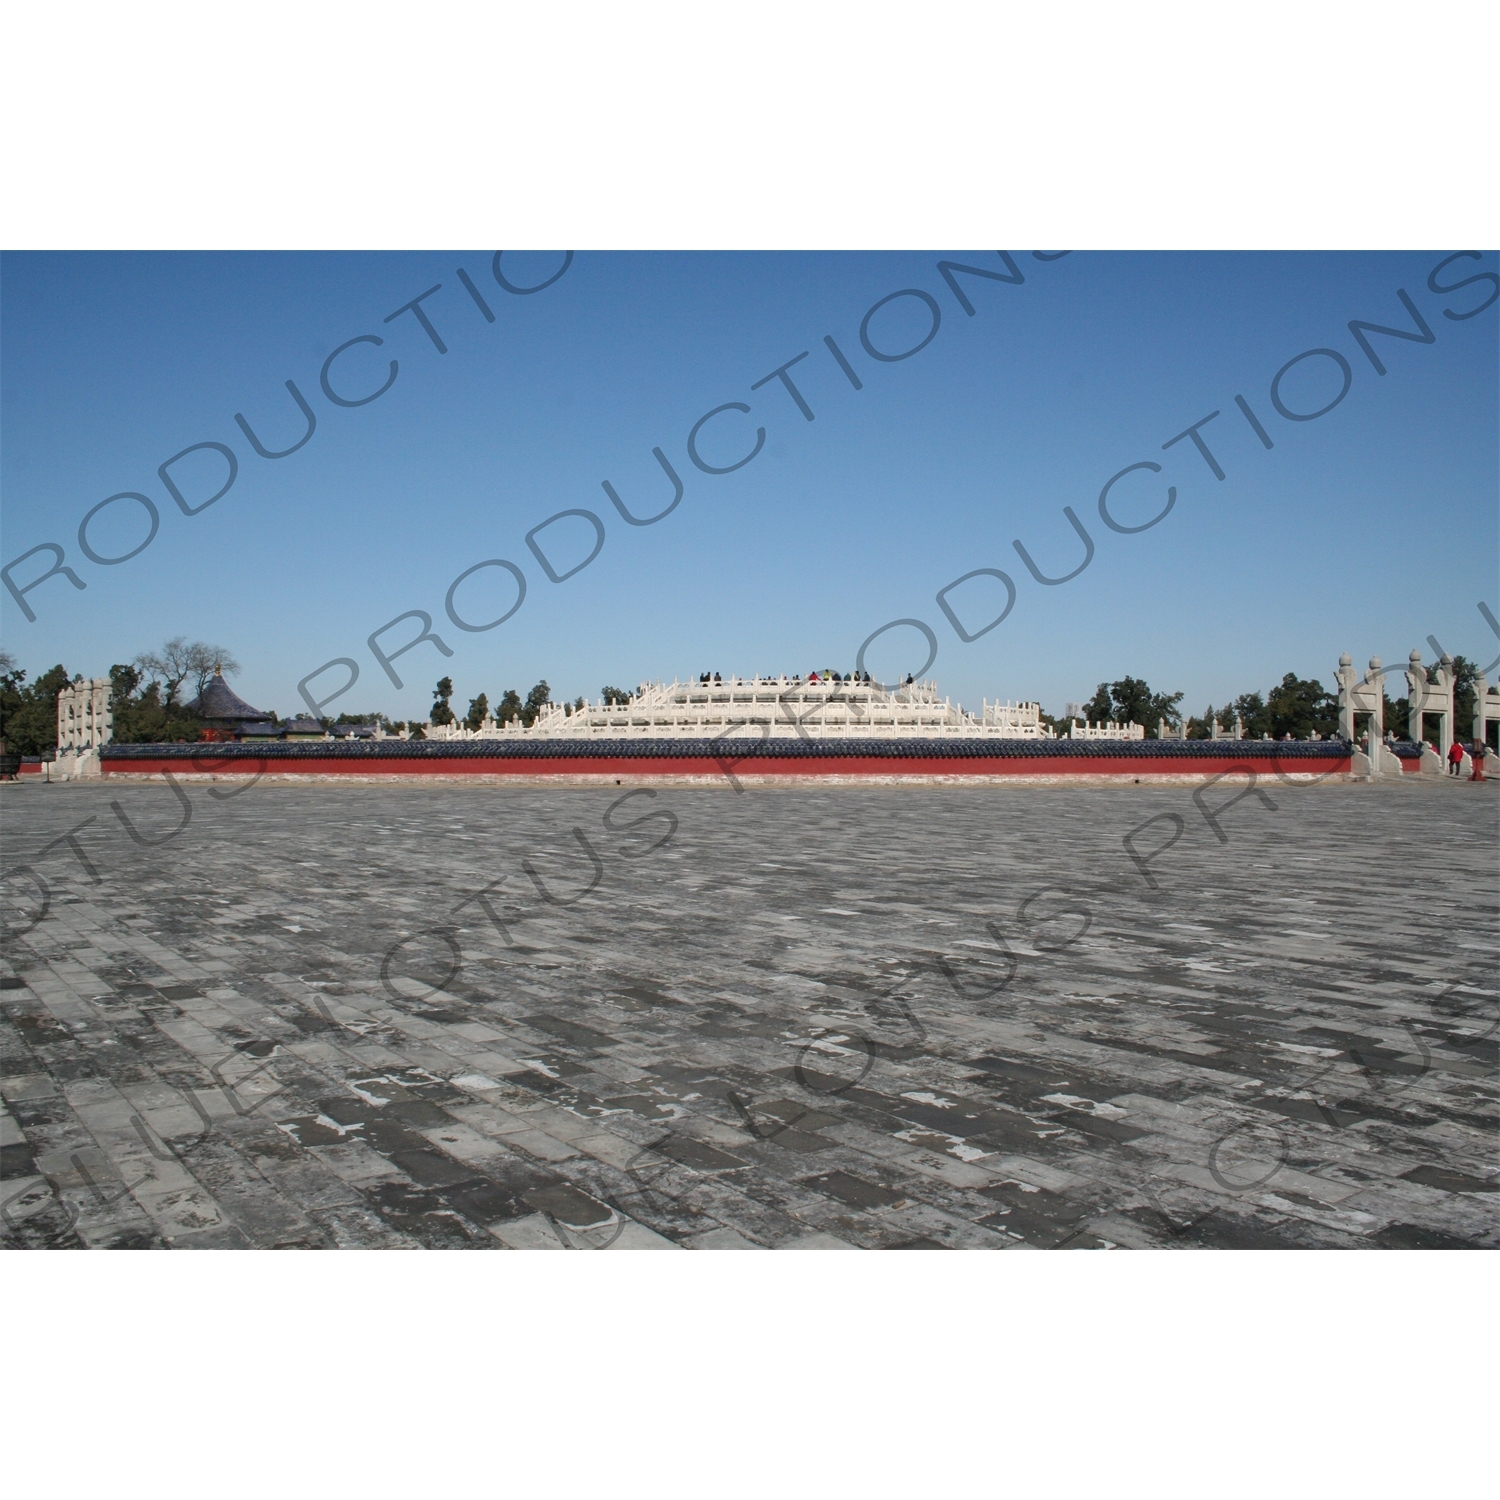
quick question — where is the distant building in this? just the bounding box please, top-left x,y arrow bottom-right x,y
445,675 -> 1054,740
185,668 -> 276,738
276,717 -> 329,740
239,714 -> 388,741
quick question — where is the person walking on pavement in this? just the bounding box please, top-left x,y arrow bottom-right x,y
1472,740 -> 1488,782
1447,739 -> 1466,776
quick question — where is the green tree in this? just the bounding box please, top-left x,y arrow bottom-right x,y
430,676 -> 456,726
601,686 -> 632,706
1147,688 -> 1186,736
1229,691 -> 1271,738
1105,676 -> 1153,728
1079,677 -> 1185,736
464,692 -> 490,731
1082,683 -> 1112,724
108,664 -> 204,744
1188,677 -> 1339,740
496,688 -> 523,726
0,664 -> 72,755
521,680 -> 551,727
0,660 -> 31,752
1382,691 -> 1409,739
1265,673 -> 1338,739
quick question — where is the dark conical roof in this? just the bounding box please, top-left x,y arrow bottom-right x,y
187,669 -> 268,722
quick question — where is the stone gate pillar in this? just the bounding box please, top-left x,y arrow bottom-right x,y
1474,673 -> 1500,750
1336,654 -> 1358,741
1339,654 -> 1401,777
1405,649 -> 1455,757
54,677 -> 112,779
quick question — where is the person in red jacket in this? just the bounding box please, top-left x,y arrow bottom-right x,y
1447,739 -> 1466,776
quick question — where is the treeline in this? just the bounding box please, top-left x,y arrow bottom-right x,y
410,677 -> 606,736
1187,675 -> 1337,740
0,637 -> 240,754
1,663 -> 207,754
1,658 -> 208,754
1072,657 -> 1484,740
347,678 -> 635,736
0,652 -> 614,753
108,663 -> 213,742
1069,676 -> 1186,738
6,648 -> 1481,753
0,663 -> 80,755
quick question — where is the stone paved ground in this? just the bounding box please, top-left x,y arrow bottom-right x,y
2,774 -> 1495,1250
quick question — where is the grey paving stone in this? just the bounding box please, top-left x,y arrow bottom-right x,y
1,777 -> 1495,1250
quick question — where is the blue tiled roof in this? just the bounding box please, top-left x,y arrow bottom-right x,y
184,673 -> 269,721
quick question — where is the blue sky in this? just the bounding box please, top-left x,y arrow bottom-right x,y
2,250 -> 1496,723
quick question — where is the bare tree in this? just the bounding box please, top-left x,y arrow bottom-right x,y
134,637 -> 192,705
133,638 -> 240,705
186,643 -> 241,700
